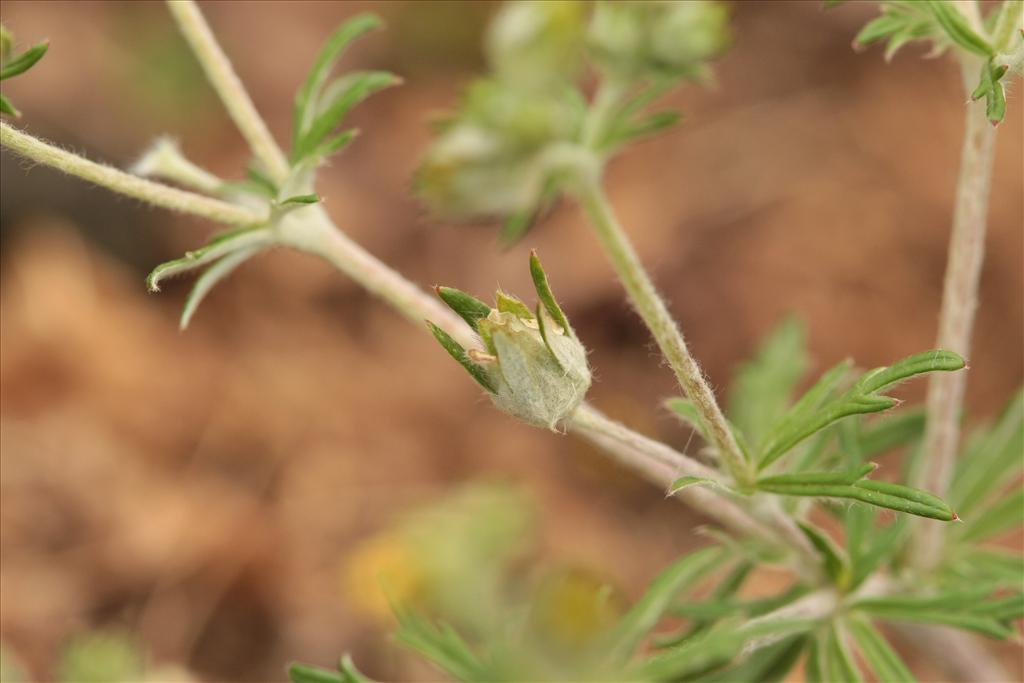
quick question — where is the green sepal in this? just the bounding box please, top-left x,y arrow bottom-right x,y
425,321 -> 496,393
529,250 -> 571,334
534,302 -> 560,368
435,286 -> 492,333
495,290 -> 533,319
0,41 -> 48,80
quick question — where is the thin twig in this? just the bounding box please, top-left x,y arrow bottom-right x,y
166,0 -> 291,185
0,122 -> 265,226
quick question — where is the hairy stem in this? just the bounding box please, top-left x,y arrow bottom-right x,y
911,57 -> 998,571
166,0 -> 291,185
0,122 -> 265,226
568,404 -> 819,575
577,178 -> 754,489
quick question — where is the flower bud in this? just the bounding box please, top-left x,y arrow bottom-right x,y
588,1 -> 729,79
428,252 -> 591,430
486,1 -> 587,90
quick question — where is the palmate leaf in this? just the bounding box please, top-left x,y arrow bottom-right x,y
758,350 -> 964,469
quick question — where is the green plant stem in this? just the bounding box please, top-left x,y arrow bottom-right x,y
166,0 -> 291,185
911,55 -> 998,572
577,178 -> 754,490
0,121 -> 265,226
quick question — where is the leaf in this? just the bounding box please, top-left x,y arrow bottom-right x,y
669,476 -> 722,494
288,663 -> 343,683
338,655 -> 375,683
393,608 -> 486,682
758,463 -> 878,487
435,286 -> 492,332
847,509 -> 907,589
857,408 -> 925,457
665,397 -> 710,440
798,521 -> 850,587
294,70 -> 400,162
757,469 -> 956,521
695,634 -> 807,683
804,631 -> 826,683
852,593 -> 1017,639
0,41 -> 48,80
425,321 -> 496,393
848,617 -> 917,683
280,193 -> 320,205
824,623 -> 862,683
180,245 -> 261,330
951,388 -> 1023,516
529,250 -> 572,334
0,93 -> 17,117
728,316 -> 808,449
656,560 -> 754,648
312,128 -> 359,159
605,110 -> 682,147
293,14 -> 382,147
603,547 -> 727,665
146,227 -> 272,292
759,351 -> 964,469
924,0 -> 994,57
956,487 -> 1023,543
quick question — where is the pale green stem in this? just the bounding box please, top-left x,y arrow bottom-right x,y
0,122 -> 265,226
166,0 -> 291,185
577,178 -> 754,490
911,55 -> 998,571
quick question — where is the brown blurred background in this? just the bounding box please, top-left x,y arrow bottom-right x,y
1,1 -> 1021,682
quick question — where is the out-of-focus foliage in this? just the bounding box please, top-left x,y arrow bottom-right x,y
0,24 -> 48,116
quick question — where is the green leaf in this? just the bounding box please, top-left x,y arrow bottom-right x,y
757,470 -> 955,521
805,631 -> 825,683
338,655 -> 375,683
824,623 -> 862,683
293,14 -> 382,148
393,608 -> 486,682
858,408 -> 926,457
606,110 -> 682,147
604,547 -> 727,665
180,245 -> 261,330
695,634 -> 807,683
848,617 -> 917,683
847,509 -> 907,589
425,321 -> 496,393
957,487 -> 1023,543
656,560 -> 754,648
0,93 -> 17,117
669,476 -> 722,494
280,193 -> 320,205
435,286 -> 492,333
798,521 -> 850,587
951,388 -> 1023,516
0,41 -> 48,80
758,463 -> 877,487
665,397 -> 710,440
728,316 -> 808,448
852,593 -> 1017,639
529,250 -> 572,334
312,128 -> 360,160
759,351 -> 964,469
288,663 -> 344,683
145,227 -> 272,292
924,0 -> 994,57
294,70 -> 400,162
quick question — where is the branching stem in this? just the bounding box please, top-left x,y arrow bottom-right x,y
0,122 -> 265,226
166,0 -> 291,185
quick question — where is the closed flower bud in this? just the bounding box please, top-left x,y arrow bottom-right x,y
427,252 -> 591,430
588,1 -> 729,79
